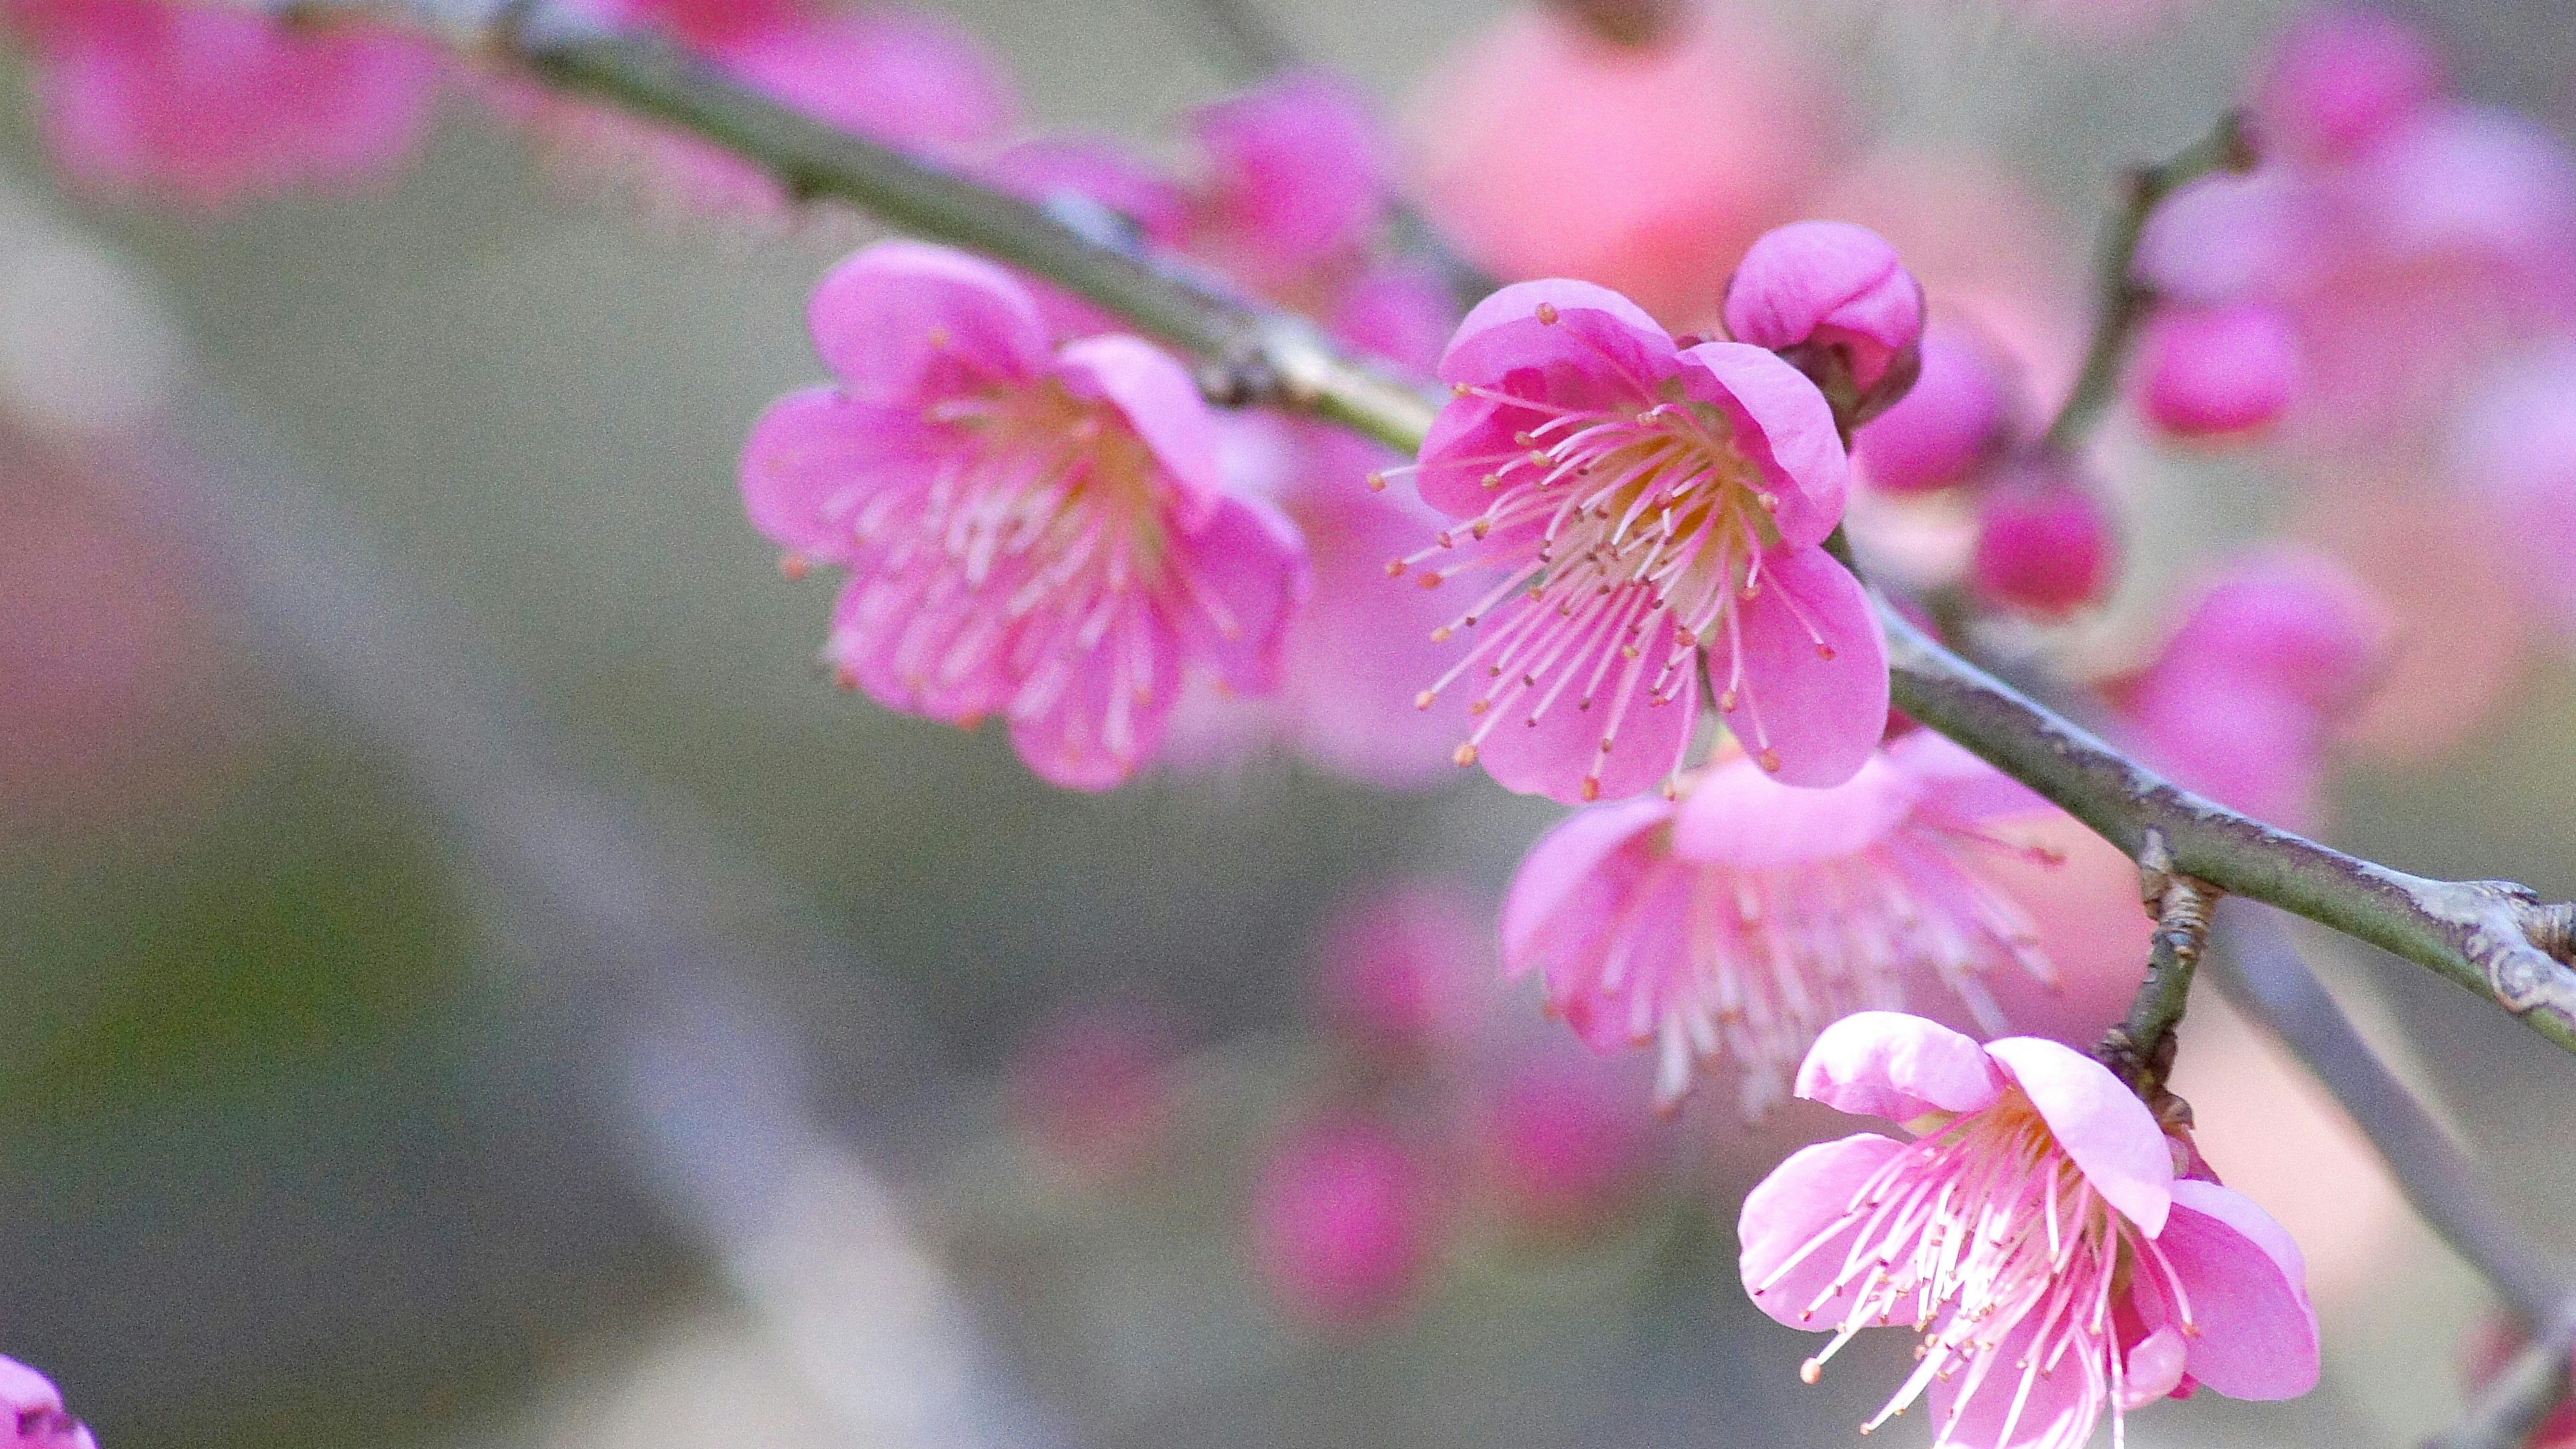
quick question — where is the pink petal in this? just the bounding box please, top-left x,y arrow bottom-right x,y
2119,1324 -> 2192,1410
985,133 -> 1189,245
737,385 -> 938,561
724,5 -> 1019,159
2157,1179 -> 2322,1401
1721,220 -> 1924,393
1500,794 -> 1673,972
1330,259 -> 1458,375
808,240 -> 1049,402
1440,278 -> 1670,377
1886,728 -> 2054,829
1472,653 -> 1701,805
1794,1011 -> 2002,1122
1923,1306 -> 2104,1449
1723,545 -> 1887,789
1053,333 -> 1225,506
1413,390 -> 1527,519
1189,68 -> 1387,274
1005,609 -> 1181,791
1668,747 -> 1918,867
1738,1132 -> 1909,1329
1171,492 -> 1311,696
1985,1036 -> 2173,1236
1678,340 -> 1848,548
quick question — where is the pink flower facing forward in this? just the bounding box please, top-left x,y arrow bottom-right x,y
0,1356 -> 94,1449
741,242 -> 1309,790
9,0 -> 439,208
1503,731 -> 2064,1114
1395,280 -> 1888,804
1742,1014 -> 2320,1449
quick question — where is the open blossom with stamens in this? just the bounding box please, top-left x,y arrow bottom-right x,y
1393,279 -> 1888,804
1503,731 -> 2064,1114
1741,1012 -> 2320,1449
739,241 -> 1308,790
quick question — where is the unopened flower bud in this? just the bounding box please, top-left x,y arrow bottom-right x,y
1970,474 -> 2117,615
1253,1118 -> 1441,1330
1851,324 -> 2012,493
2253,6 -> 2444,164
1724,220 -> 1926,427
2135,301 -> 2302,439
1483,1058 -> 1658,1234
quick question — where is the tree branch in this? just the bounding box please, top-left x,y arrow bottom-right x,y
455,24 -> 2576,1053
2097,832 -> 2217,1109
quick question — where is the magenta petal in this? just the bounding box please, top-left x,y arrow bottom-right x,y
1724,546 -> 1887,788
1414,390 -> 1527,519
2159,1179 -> 2321,1401
738,385 -> 936,561
1500,795 -> 1673,973
809,240 -> 1050,402
1795,1011 -> 2002,1121
1740,1133 -> 1909,1328
1054,333 -> 1225,505
1473,658 -> 1700,805
1440,278 -> 1670,377
1680,341 -> 1849,549
1005,610 -> 1179,791
1923,1307 -> 2102,1449
1173,492 -> 1311,696
1985,1036 -> 2173,1236
1669,749 -> 1917,867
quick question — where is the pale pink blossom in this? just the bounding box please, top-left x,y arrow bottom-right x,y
1502,731 -> 2066,1114
0,1356 -> 93,1449
739,241 -> 1309,790
2253,5 -> 2444,165
1253,1117 -> 1442,1329
1394,279 -> 1886,803
1741,1012 -> 2320,1449
2133,301 -> 2302,438
1852,325 -> 2015,496
1401,0 -> 1841,325
7,0 -> 439,209
1313,882 -> 1490,1062
1970,474 -> 2116,616
1724,221 -> 1926,423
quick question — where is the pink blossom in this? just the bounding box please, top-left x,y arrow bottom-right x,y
1852,325 -> 2015,496
1185,70 -> 1387,295
1481,1054 -> 1660,1234
1005,1003 -> 1180,1180
1253,1117 -> 1442,1329
1970,475 -> 2116,616
1313,882 -> 1491,1062
7,0 -> 439,209
0,1356 -> 93,1449
2134,301 -> 2302,439
1401,0 -> 1841,325
2253,6 -> 2445,165
2450,345 -> 2576,641
1502,731 -> 2066,1114
1724,221 -> 1927,422
1394,279 -> 1887,803
1741,1012 -> 2320,1449
739,241 -> 1309,790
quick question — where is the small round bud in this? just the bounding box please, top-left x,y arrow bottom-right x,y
1970,476 -> 2117,615
1723,220 -> 1927,425
2134,302 -> 2302,439
1252,1118 -> 1441,1330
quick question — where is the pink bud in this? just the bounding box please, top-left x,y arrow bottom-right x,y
2253,6 -> 2444,164
1313,883 -> 1490,1063
1481,1059 -> 1657,1235
1724,219 -> 1926,421
0,1357 -> 93,1449
1850,324 -> 2012,494
1252,1118 -> 1440,1328
1970,477 -> 2116,615
1004,1004 -> 1179,1179
2151,547 -> 2392,713
2134,301 -> 2302,438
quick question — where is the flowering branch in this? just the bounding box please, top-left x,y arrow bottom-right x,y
470,25 -> 2576,1053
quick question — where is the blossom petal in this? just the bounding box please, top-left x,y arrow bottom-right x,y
1986,1036 -> 2174,1236
1053,333 -> 1226,507
1005,606 -> 1179,791
1795,1011 -> 2002,1122
1440,278 -> 1670,378
738,385 -> 938,561
1886,728 -> 2055,829
2119,1325 -> 2192,1410
1723,545 -> 1888,788
1501,794 -> 1674,973
1172,492 -> 1311,696
1680,340 -> 1848,549
1738,1132 -> 1909,1329
2158,1179 -> 2322,1401
1669,747 -> 1917,867
1923,1306 -> 2104,1449
1472,654 -> 1701,805
809,239 -> 1049,402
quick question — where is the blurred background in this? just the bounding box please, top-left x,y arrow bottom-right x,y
5,1 -> 2576,1446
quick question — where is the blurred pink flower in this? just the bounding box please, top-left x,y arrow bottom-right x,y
739,241 -> 1309,790
0,1356 -> 92,1449
1313,881 -> 1491,1062
1970,472 -> 2117,616
1401,0 -> 1840,325
7,0 -> 439,208
2450,344 -> 2576,640
1741,1013 -> 2320,1449
1005,1003 -> 1181,1180
1723,221 -> 1926,423
1253,1117 -> 1442,1329
2252,5 -> 2444,165
1502,731 -> 2067,1114
1399,280 -> 1886,802
2118,548 -> 2391,830
1481,1054 -> 1659,1234
1852,324 -> 2015,496
2133,301 -> 2302,439
1185,70 -> 1387,297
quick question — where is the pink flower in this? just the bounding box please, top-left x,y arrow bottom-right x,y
1481,1053 -> 1660,1234
8,0 -> 439,208
1395,279 -> 1887,803
1185,70 -> 1387,295
2450,344 -> 2576,641
739,241 -> 1309,790
1005,1003 -> 1181,1180
1741,1012 -> 2320,1449
0,1356 -> 93,1449
2133,301 -> 2302,438
1253,1117 -> 1442,1329
1313,882 -> 1491,1061
1970,474 -> 2116,616
1401,0 -> 1841,325
1852,324 -> 2016,496
1724,221 -> 1927,422
1502,731 -> 2066,1114
2253,6 -> 2444,164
